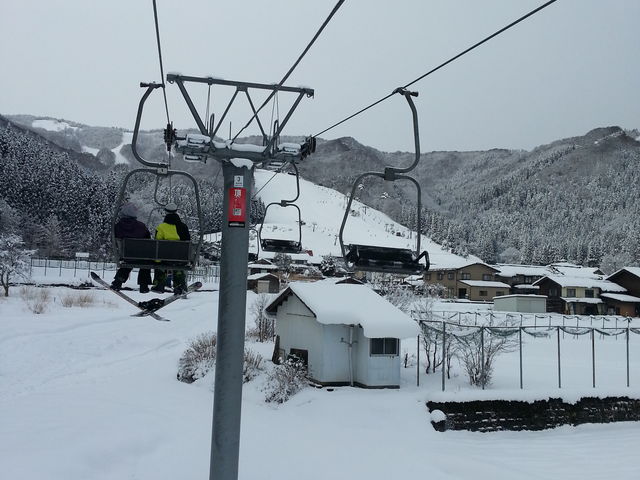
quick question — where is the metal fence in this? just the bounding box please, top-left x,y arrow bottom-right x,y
415,317 -> 640,392
28,257 -> 220,282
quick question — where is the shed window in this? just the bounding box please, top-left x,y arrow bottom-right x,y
585,289 -> 594,298
479,290 -> 488,297
461,272 -> 471,280
482,274 -> 493,281
567,288 -> 576,297
447,272 -> 454,280
437,272 -> 444,281
370,338 -> 399,356
495,291 -> 504,297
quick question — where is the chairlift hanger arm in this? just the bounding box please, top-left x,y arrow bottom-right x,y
263,91 -> 306,154
212,89 -> 240,139
167,73 -> 314,96
384,88 -> 420,177
243,90 -> 268,141
132,83 -> 170,169
171,77 -> 208,135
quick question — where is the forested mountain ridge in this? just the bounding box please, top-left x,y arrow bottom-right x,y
2,113 -> 639,273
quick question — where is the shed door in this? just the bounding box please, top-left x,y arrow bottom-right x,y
257,280 -> 270,293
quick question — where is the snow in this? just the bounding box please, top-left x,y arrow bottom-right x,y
81,145 -> 100,155
31,118 -> 77,132
601,293 -> 640,303
534,274 -> 627,292
269,282 -> 419,338
230,158 -> 255,169
2,278 -> 640,479
113,131 -> 132,164
561,297 -> 603,304
460,280 -> 511,288
495,263 -> 551,277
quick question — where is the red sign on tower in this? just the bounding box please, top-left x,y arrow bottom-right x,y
228,187 -> 247,227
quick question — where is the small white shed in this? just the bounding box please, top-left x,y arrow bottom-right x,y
493,294 -> 547,313
265,282 -> 418,388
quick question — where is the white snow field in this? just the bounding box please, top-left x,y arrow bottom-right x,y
1,280 -> 640,480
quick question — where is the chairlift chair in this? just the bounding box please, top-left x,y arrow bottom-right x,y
339,88 -> 430,276
111,83 -> 204,271
258,163 -> 304,255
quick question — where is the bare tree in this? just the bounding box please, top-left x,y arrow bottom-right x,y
250,293 -> 275,342
0,234 -> 33,297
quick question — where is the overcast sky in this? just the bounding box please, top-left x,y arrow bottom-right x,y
1,0 -> 638,152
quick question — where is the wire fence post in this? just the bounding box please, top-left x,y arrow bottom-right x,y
627,327 -> 630,388
519,327 -> 523,390
480,326 -> 485,390
416,333 -> 420,387
557,326 -> 561,389
442,321 -> 446,392
591,327 -> 595,388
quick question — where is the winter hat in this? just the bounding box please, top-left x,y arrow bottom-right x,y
120,201 -> 138,218
164,202 -> 178,213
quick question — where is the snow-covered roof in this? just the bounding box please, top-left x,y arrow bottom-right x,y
549,263 -> 603,277
600,293 -> 640,303
459,280 -> 511,288
533,275 -> 626,292
315,277 -> 363,285
561,297 -> 603,304
266,282 -> 419,339
493,294 -> 547,299
430,260 -> 497,272
513,284 -> 540,289
606,267 -> 640,281
494,264 -> 551,277
248,262 -> 278,270
247,273 -> 278,281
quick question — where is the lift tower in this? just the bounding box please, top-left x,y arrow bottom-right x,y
168,73 -> 315,480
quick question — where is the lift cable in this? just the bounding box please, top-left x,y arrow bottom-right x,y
231,0 -> 345,143
252,161 -> 289,200
313,0 -> 559,138
152,0 -> 171,126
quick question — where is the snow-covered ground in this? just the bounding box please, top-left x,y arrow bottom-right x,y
2,277 -> 640,480
31,118 -> 78,132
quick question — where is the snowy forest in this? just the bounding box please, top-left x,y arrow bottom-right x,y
1,114 -> 639,273
0,118 -> 265,258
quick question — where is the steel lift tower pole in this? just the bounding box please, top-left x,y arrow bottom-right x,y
168,74 -> 314,480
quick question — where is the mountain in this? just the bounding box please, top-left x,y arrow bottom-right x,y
3,113 -> 640,272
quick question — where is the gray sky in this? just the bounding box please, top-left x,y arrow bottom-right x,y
1,0 -> 638,152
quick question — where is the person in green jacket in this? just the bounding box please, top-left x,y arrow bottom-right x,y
151,203 -> 191,294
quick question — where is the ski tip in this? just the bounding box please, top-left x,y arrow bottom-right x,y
90,271 -> 100,280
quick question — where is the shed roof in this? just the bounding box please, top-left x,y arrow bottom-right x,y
561,297 -> 603,304
533,275 -> 626,292
247,273 -> 278,281
459,280 -> 511,288
600,293 -> 640,303
494,264 -> 551,277
265,282 -> 419,339
606,267 -> 640,281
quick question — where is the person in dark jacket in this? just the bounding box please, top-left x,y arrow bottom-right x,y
151,203 -> 191,294
111,202 -> 152,293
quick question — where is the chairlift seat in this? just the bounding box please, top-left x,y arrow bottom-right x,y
260,238 -> 302,254
117,238 -> 194,270
345,244 -> 429,275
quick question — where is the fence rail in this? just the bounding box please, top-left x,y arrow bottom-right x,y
28,257 -> 219,282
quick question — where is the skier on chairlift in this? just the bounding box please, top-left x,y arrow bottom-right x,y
151,202 -> 191,295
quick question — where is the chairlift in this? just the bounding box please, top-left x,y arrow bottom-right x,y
338,88 -> 430,275
258,162 -> 303,255
111,83 -> 204,271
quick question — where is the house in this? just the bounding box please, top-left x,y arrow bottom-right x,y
248,259 -> 279,275
603,267 -> 640,316
532,275 -> 627,315
247,273 -> 280,294
494,264 -> 549,294
425,261 -> 505,300
493,294 -> 547,314
265,282 -> 419,388
606,267 -> 640,297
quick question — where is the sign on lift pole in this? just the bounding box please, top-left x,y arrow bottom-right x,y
210,161 -> 252,480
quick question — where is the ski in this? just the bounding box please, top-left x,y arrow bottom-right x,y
90,271 -> 168,322
133,281 -> 203,317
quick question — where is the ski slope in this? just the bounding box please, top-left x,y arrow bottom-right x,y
253,168 -> 479,268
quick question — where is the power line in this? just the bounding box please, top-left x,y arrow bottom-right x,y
314,0 -> 560,138
232,0 -> 346,142
152,0 -> 171,125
